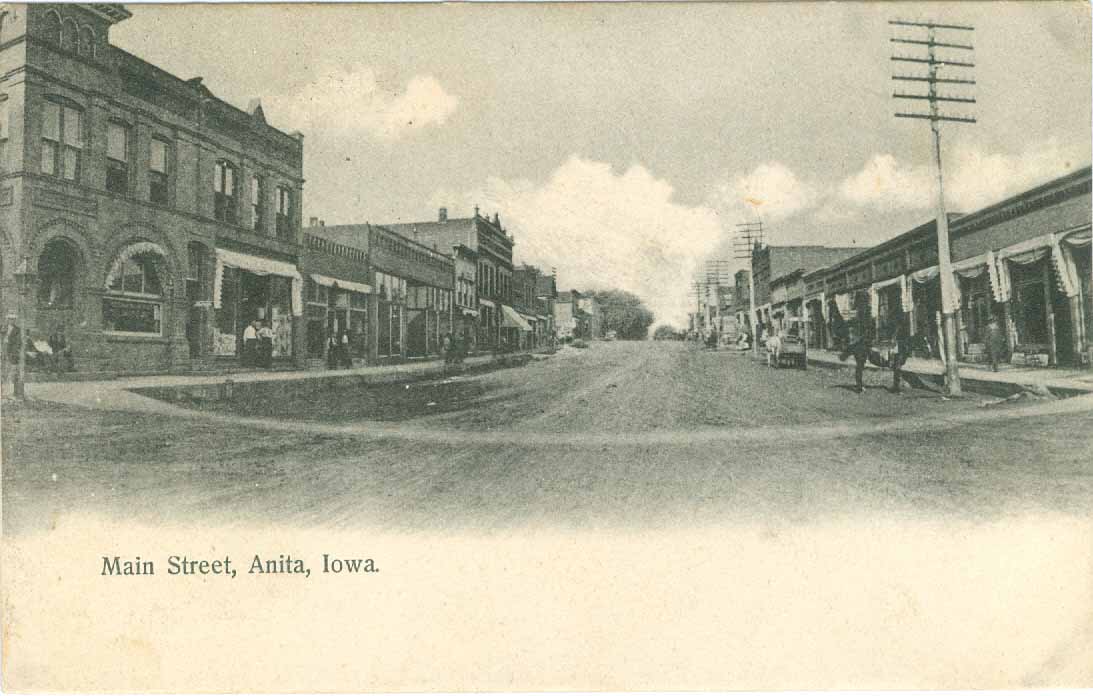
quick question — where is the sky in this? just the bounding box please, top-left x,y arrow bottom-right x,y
111,2 -> 1092,326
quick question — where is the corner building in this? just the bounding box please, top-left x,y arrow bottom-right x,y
0,4 -> 305,374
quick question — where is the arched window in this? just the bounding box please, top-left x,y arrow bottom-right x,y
61,18 -> 78,53
104,243 -> 168,335
78,26 -> 96,58
42,10 -> 61,44
37,238 -> 79,309
213,159 -> 237,224
275,185 -> 293,239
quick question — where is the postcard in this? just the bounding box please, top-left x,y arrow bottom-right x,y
1,1 -> 1091,691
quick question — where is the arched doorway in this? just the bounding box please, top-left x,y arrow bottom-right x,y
37,238 -> 82,339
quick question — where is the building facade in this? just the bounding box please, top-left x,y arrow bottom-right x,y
0,3 -> 305,374
383,207 -> 514,351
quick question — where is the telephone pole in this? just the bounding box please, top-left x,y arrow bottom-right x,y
734,220 -> 764,358
891,18 -> 975,396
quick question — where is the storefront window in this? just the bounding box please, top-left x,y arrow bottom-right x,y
350,291 -> 368,358
104,252 -> 164,335
960,273 -> 993,344
1011,261 -> 1049,347
38,239 -> 78,308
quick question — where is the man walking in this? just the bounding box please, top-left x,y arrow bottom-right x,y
4,314 -> 22,395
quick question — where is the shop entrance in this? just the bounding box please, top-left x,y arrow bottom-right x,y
406,309 -> 427,358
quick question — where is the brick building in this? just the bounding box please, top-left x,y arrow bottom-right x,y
811,167 -> 1092,368
0,3 -> 305,375
383,207 -> 515,350
751,245 -> 861,333
303,221 -> 454,361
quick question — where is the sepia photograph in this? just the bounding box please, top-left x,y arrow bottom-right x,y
0,0 -> 1091,691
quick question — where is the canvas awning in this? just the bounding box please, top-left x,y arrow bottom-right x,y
214,248 -> 304,316
501,304 -> 533,331
309,273 -> 373,296
478,298 -> 496,309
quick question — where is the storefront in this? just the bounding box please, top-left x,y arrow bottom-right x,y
478,298 -> 498,349
375,270 -> 407,359
211,248 -> 302,360
804,295 -> 825,349
304,274 -> 372,362
869,276 -> 910,342
406,284 -> 453,358
500,304 -> 531,349
1061,227 -> 1092,364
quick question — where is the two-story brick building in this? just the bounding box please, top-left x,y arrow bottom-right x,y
383,207 -> 515,350
0,3 -> 305,375
304,221 -> 454,361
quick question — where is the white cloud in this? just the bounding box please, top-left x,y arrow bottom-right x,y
837,153 -> 934,211
712,162 -> 819,223
433,156 -> 724,327
946,138 -> 1087,212
266,65 -> 458,140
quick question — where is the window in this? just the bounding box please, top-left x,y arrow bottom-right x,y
78,25 -> 95,57
214,159 -> 237,223
61,18 -> 77,53
42,10 -> 61,44
105,121 -> 129,195
41,100 -> 83,180
0,97 -> 8,140
37,239 -> 78,308
276,186 -> 293,239
104,253 -> 164,335
251,175 -> 264,232
150,138 -> 169,204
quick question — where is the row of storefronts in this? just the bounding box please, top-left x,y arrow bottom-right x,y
751,167 -> 1092,369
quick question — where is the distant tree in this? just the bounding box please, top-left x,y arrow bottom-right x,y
653,324 -> 679,341
591,289 -> 656,340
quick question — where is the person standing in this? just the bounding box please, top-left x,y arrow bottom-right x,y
257,320 -> 274,369
241,320 -> 259,368
890,314 -> 912,394
340,328 -> 353,369
4,314 -> 22,394
986,315 -> 1006,372
48,325 -> 73,374
326,330 -> 339,369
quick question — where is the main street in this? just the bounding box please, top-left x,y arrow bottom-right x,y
5,341 -> 1092,534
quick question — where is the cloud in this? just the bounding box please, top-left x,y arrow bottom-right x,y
266,65 -> 458,140
837,154 -> 934,211
711,162 -> 819,223
835,140 -> 1088,215
946,138 -> 1086,212
432,156 -> 724,327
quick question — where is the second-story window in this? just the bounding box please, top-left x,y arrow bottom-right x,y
41,100 -> 82,181
105,121 -> 129,195
149,138 -> 169,204
251,175 -> 264,232
214,159 -> 237,224
276,185 -> 293,239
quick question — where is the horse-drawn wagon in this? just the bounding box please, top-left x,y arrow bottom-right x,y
765,317 -> 808,369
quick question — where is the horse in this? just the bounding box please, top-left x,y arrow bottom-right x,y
765,334 -> 783,367
839,334 -> 917,393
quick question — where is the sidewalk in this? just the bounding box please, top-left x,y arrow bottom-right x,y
6,351 -> 541,414
805,347 -> 1093,396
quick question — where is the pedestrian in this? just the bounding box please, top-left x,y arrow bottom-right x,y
986,315 -> 1006,372
326,330 -> 339,369
4,314 -> 22,393
442,332 -> 454,365
48,325 -> 73,374
890,314 -> 912,394
340,328 -> 353,369
242,319 -> 258,367
258,320 -> 274,369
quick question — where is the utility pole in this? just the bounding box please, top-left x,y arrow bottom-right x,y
734,220 -> 764,359
891,18 -> 975,397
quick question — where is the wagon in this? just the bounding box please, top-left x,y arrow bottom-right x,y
766,317 -> 808,369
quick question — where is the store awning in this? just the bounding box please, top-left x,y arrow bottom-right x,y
501,304 -> 533,331
478,298 -> 496,309
214,248 -> 304,316
309,273 -> 373,295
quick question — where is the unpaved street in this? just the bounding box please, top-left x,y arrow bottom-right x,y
4,341 -> 1092,534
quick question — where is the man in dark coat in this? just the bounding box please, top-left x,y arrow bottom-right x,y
48,325 -> 73,374
986,316 -> 1006,372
